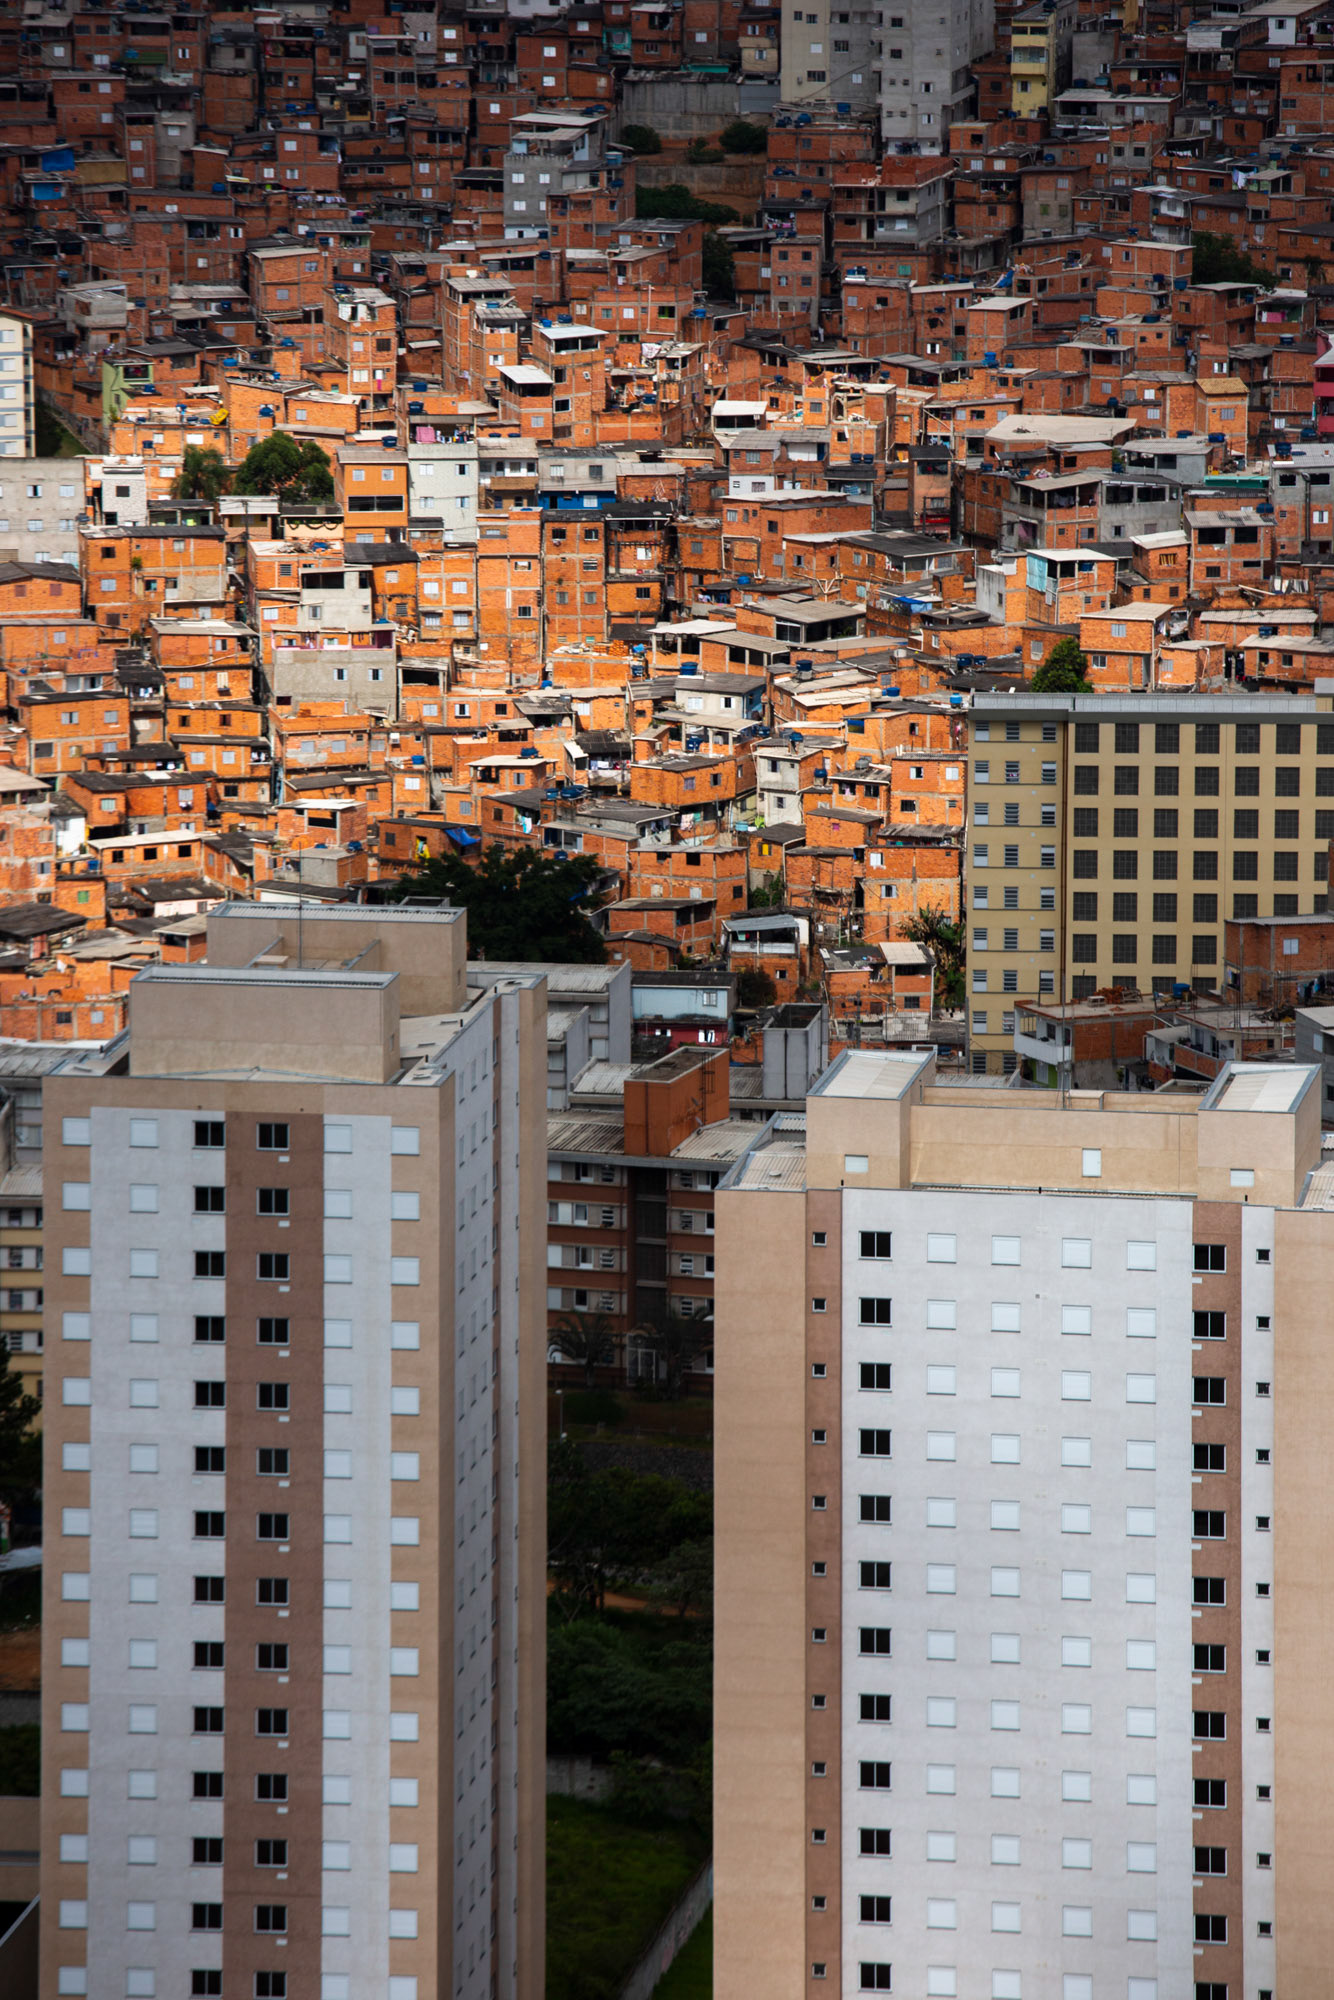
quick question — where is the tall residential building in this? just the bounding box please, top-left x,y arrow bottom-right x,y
0,308 -> 36,458
716,1046 -> 1334,2000
40,902 -> 547,2000
779,1 -> 881,113
964,690 -> 1334,1076
879,0 -> 993,149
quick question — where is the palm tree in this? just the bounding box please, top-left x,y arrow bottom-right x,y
899,902 -> 964,1010
549,1310 -> 616,1389
173,445 -> 231,503
635,1307 -> 712,1401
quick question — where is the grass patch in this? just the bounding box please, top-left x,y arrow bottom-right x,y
546,1796 -> 707,2000
0,1725 -> 39,1795
35,405 -> 86,456
651,1907 -> 711,2000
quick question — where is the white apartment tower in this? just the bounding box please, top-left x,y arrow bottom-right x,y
39,903 -> 547,2000
716,1049 -> 1334,2000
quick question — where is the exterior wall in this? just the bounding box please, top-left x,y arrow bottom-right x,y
837,1185 -> 1196,2000
715,1058 -> 1309,2000
0,459 -> 84,567
967,694 -> 1334,1075
714,1181 -> 808,2000
38,956 -> 545,2000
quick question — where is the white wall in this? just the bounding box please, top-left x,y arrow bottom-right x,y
839,1185 -> 1195,2000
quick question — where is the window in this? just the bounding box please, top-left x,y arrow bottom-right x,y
195,1317 -> 225,1345
860,1562 -> 892,1590
193,1186 -> 225,1214
860,1429 -> 892,1458
255,1907 -> 287,1934
256,1709 -> 288,1736
192,1772 -> 223,1800
193,1706 -> 224,1734
1194,1377 -> 1225,1406
859,1297 -> 892,1326
258,1383 -> 289,1411
193,1644 -> 224,1671
258,1254 -> 289,1281
860,1363 -> 892,1391
258,1123 -> 289,1150
860,1495 -> 892,1523
1194,1244 -> 1225,1272
859,1760 -> 892,1788
1193,1510 -> 1226,1539
256,1774 -> 287,1801
193,1577 -> 225,1604
1194,1311 -> 1225,1341
1194,1444 -> 1225,1472
194,1512 -> 225,1539
257,1514 -> 289,1541
194,1447 -> 225,1475
860,1231 -> 892,1260
257,1188 -> 289,1216
194,1121 -> 224,1149
257,1578 -> 288,1605
257,1644 -> 288,1671
258,1319 -> 289,1347
1194,1847 -> 1227,1876
195,1252 -> 225,1279
257,1449 -> 289,1477
1194,1645 -> 1226,1673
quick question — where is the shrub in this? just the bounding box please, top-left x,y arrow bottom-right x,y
720,118 -> 768,154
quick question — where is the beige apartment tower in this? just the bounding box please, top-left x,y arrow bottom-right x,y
716,1047 -> 1334,2000
38,903 -> 547,2000
964,689 -> 1334,1074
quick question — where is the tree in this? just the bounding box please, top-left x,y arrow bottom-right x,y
620,123 -> 662,154
634,1307 -> 712,1401
389,842 -> 608,962
173,444 -> 230,502
720,118 -> 768,154
686,137 -> 725,163
1031,635 -> 1090,693
636,182 -> 739,225
550,1310 -> 616,1389
898,903 -> 964,1010
233,431 -> 334,504
702,230 -> 735,298
735,966 -> 776,1010
1192,231 -> 1275,290
0,1340 -> 40,1517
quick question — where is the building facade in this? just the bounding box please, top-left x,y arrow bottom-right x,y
715,1047 -> 1334,2000
0,309 -> 36,458
39,902 -> 547,2000
965,690 -> 1334,1076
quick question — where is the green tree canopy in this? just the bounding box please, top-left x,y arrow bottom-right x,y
389,842 -> 608,962
719,118 -> 768,154
173,444 -> 231,502
233,430 -> 334,503
620,124 -> 662,154
1192,231 -> 1275,289
0,1339 -> 40,1516
1031,635 -> 1091,693
702,230 -> 736,298
635,182 -> 739,225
